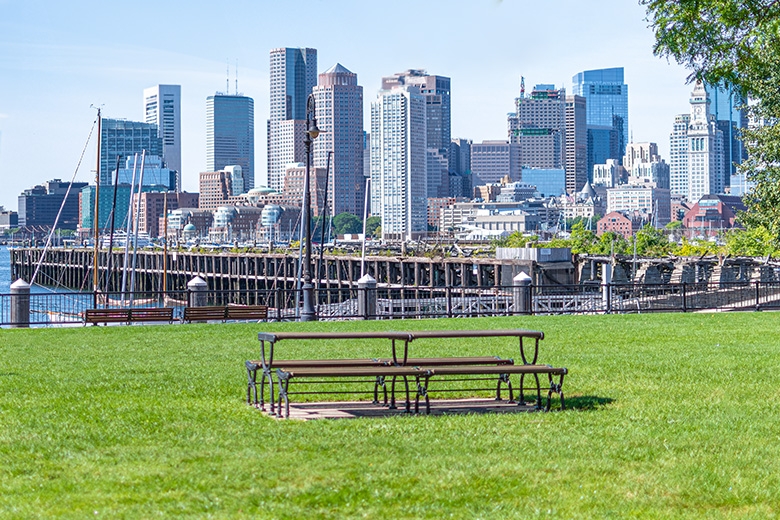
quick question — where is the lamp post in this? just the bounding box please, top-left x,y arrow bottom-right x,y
301,93 -> 320,321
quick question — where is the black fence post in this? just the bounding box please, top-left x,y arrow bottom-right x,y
755,280 -> 761,311
446,286 -> 453,318
682,282 -> 687,313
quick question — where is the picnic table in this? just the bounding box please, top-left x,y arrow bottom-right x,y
246,329 -> 567,418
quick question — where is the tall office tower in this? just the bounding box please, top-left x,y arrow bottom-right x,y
449,138 -> 472,175
565,95 -> 588,193
471,140 -> 521,185
267,47 -> 317,192
143,85 -> 181,191
669,114 -> 691,196
370,84 -> 427,241
449,137 -> 472,198
206,93 -> 255,192
507,84 -> 566,185
312,63 -> 364,216
669,81 -> 725,202
572,67 -> 629,174
382,70 -> 451,198
705,82 -> 748,181
100,119 -> 163,186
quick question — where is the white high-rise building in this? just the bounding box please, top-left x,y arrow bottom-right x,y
312,63 -> 364,216
370,85 -> 427,241
267,48 -> 317,192
143,85 -> 181,191
669,81 -> 725,203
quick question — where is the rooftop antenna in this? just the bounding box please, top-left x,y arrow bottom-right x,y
520,76 -> 525,98
226,59 -> 229,94
235,59 -> 239,95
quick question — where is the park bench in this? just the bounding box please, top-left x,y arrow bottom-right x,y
226,304 -> 268,322
247,329 -> 567,417
273,363 -> 567,418
84,307 -> 174,326
84,308 -> 130,326
183,305 -> 268,323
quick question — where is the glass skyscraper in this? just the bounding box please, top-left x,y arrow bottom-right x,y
206,94 -> 255,191
572,67 -> 629,175
100,119 -> 163,186
267,47 -> 317,192
705,82 -> 747,180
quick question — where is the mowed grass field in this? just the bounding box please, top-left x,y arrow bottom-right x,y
1,312 -> 780,518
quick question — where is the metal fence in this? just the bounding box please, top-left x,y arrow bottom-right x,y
2,281 -> 779,327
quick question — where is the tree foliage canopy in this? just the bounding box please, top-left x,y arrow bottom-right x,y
642,0 -> 780,247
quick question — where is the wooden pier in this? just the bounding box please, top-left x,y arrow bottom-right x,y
10,248 -> 576,293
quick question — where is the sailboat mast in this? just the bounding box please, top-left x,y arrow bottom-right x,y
105,155 -> 121,292
162,190 -> 168,297
129,150 -> 146,305
120,153 -> 139,304
92,109 -> 101,292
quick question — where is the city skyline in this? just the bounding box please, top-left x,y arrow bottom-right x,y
0,0 -> 692,211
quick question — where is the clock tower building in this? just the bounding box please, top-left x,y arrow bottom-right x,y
669,81 -> 725,203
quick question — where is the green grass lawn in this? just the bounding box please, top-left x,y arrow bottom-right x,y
2,313 -> 780,518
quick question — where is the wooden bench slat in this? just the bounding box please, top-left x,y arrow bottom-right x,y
429,365 -> 567,376
278,366 -> 427,378
226,305 -> 268,321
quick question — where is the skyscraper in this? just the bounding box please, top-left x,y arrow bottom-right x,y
705,82 -> 748,181
669,81 -> 725,202
370,84 -> 427,241
508,84 -> 565,169
313,63 -> 364,216
100,118 -> 163,186
267,47 -> 317,192
565,95 -> 588,193
206,94 -> 255,192
382,70 -> 451,198
143,85 -> 181,191
572,67 -> 629,174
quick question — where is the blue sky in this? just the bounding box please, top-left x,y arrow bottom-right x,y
0,0 -> 692,211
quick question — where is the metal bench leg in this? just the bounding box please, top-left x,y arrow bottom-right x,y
276,373 -> 290,419
415,375 -> 430,414
245,361 -> 259,406
268,368 -> 276,415
498,373 -> 512,402
389,376 -> 398,409
534,373 -> 542,410
496,373 -> 511,401
519,373 -> 526,404
546,372 -> 566,411
373,376 -> 386,405
403,376 -> 411,413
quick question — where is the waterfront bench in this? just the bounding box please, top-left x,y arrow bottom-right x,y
128,307 -> 174,324
84,308 -> 130,326
226,304 -> 268,322
247,329 -> 567,417
184,305 -> 268,323
84,307 -> 174,325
